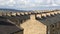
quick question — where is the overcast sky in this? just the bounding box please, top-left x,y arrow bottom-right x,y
0,0 -> 60,10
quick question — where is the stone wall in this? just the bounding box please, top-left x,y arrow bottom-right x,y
20,15 -> 47,34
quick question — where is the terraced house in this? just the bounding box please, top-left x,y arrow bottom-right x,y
0,9 -> 60,34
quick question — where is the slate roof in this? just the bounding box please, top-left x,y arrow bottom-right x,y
0,21 -> 23,34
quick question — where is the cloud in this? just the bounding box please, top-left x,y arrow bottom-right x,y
0,0 -> 6,5
14,0 -> 36,8
6,0 -> 16,6
35,0 -> 45,4
50,0 -> 60,6
11,0 -> 60,9
0,0 -> 60,10
15,0 -> 49,8
0,0 -> 16,6
47,0 -> 51,4
54,0 -> 60,5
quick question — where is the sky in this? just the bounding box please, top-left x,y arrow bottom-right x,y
0,0 -> 60,10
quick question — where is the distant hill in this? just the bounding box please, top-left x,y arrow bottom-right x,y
0,8 -> 59,12
0,8 -> 31,12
